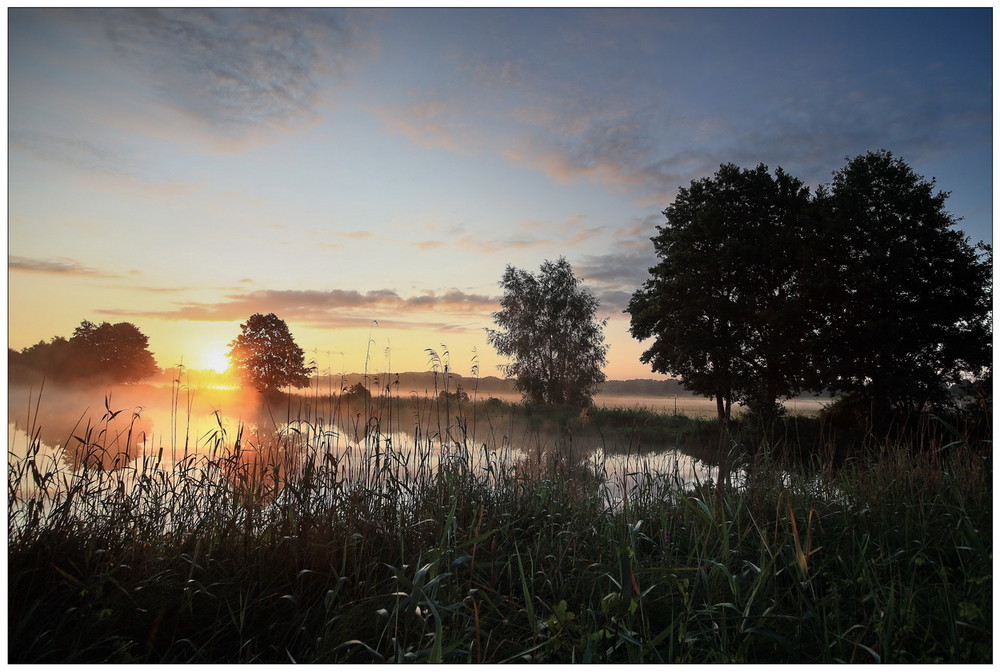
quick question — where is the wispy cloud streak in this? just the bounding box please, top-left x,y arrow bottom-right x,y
10,131 -> 134,177
9,255 -> 117,277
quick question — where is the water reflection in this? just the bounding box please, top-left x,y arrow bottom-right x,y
8,382 -> 728,516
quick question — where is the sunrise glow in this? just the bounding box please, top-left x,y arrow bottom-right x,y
202,346 -> 232,375
7,11 -> 992,663
7,8 -> 991,381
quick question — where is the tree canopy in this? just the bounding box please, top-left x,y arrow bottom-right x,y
227,313 -> 314,394
9,320 -> 159,385
627,163 -> 814,423
628,151 -> 992,422
487,257 -> 609,407
809,150 -> 992,414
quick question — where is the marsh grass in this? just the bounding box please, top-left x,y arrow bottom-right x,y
7,379 -> 992,663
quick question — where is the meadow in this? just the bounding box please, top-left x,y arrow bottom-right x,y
7,374 -> 992,663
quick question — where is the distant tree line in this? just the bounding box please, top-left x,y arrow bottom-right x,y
627,150 -> 992,425
9,320 -> 160,385
598,378 -> 687,397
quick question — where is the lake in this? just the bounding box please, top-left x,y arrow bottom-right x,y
9,378 -> 826,512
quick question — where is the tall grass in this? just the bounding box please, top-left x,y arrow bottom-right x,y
7,379 -> 992,663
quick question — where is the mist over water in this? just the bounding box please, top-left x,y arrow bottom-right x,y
8,375 -> 737,509
8,379 -> 267,463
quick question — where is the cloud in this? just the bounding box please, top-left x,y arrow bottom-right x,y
411,240 -> 447,251
724,81 -> 985,188
8,130 -> 204,197
471,59 -> 531,89
96,288 -> 499,330
126,284 -> 198,293
367,17 -> 712,202
456,235 -> 551,254
9,255 -> 117,277
507,79 -> 961,208
503,100 -> 701,203
300,229 -> 376,249
592,289 -> 635,315
9,131 -> 134,177
373,101 -> 476,154
343,230 -> 374,240
494,19 -> 988,207
572,216 -> 662,312
455,218 -> 605,255
576,249 -> 657,289
60,8 -> 370,137
372,47 -> 533,154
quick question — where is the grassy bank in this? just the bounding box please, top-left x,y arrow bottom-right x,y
8,390 -> 992,663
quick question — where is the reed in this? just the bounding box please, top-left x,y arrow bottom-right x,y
7,378 -> 992,663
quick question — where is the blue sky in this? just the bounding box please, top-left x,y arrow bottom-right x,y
7,7 -> 993,380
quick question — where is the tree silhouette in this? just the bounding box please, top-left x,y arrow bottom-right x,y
627,163 -> 814,424
227,313 -> 313,394
71,321 -> 160,383
810,150 -> 992,415
9,320 -> 159,384
487,257 -> 608,407
628,151 -> 992,425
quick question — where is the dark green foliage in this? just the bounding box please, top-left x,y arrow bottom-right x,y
629,151 -> 992,427
810,150 -> 992,416
227,313 -> 314,394
9,320 -> 160,385
487,257 -> 609,407
8,389 -> 991,663
627,164 -> 814,424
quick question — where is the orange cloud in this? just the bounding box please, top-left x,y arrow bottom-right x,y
373,102 -> 475,154
411,240 -> 447,250
96,288 -> 499,330
454,218 -> 603,254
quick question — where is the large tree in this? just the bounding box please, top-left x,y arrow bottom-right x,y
810,150 -> 992,415
486,257 -> 609,407
227,313 -> 313,394
71,320 -> 160,383
626,163 -> 814,423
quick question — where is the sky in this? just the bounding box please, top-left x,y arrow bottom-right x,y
7,7 -> 994,382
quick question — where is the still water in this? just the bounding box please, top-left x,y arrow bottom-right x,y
8,380 -> 731,510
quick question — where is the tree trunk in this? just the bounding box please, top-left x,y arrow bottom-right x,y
716,393 -> 731,425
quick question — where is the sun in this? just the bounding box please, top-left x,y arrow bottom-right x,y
201,346 -> 231,374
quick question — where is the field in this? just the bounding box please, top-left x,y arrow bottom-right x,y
7,379 -> 992,663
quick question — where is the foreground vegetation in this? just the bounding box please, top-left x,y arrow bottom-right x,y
8,388 -> 992,663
